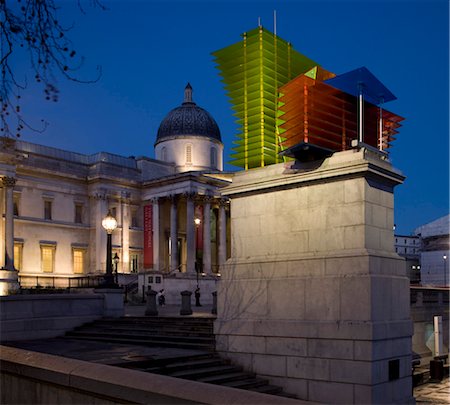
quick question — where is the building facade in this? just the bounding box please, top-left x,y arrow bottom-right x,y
415,214 -> 450,286
395,234 -> 421,283
0,85 -> 231,293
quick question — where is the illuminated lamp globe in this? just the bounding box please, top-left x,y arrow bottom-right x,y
102,211 -> 117,234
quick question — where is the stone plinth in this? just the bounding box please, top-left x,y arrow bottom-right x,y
0,270 -> 19,296
94,288 -> 124,317
216,148 -> 414,404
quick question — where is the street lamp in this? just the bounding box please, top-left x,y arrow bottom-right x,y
101,210 -> 118,288
443,255 -> 447,287
113,252 -> 120,284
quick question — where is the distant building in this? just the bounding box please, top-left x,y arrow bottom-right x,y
0,84 -> 231,292
415,214 -> 450,286
394,234 -> 421,283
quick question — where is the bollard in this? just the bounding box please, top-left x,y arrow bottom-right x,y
180,290 -> 193,315
211,291 -> 217,315
145,289 -> 158,316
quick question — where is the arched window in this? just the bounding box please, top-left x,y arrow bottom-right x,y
186,144 -> 192,164
161,147 -> 167,161
210,147 -> 217,167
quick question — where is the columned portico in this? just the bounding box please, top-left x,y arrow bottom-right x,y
0,175 -> 19,295
2,176 -> 16,271
185,193 -> 195,274
93,191 -> 108,272
120,192 -> 130,273
218,198 -> 227,267
170,195 -> 178,272
152,198 -> 160,271
202,196 -> 212,274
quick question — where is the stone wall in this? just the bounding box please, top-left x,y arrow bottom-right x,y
0,291 -> 122,341
215,149 -> 414,404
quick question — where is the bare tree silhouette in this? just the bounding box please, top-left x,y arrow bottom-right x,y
0,0 -> 104,138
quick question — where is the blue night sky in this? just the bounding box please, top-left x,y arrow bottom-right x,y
13,0 -> 449,235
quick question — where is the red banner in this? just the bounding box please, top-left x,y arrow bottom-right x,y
143,204 -> 153,268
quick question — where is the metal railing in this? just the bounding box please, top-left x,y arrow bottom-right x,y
18,274 -> 104,292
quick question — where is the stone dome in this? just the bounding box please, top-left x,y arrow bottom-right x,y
155,83 -> 222,145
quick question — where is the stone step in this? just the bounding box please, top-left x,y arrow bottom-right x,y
197,371 -> 256,384
102,317 -> 215,326
66,317 -> 295,399
66,330 -> 214,344
147,357 -> 226,374
169,364 -> 242,379
76,325 -> 214,337
222,377 -> 269,389
66,334 -> 215,351
248,384 -> 283,395
117,353 -> 216,370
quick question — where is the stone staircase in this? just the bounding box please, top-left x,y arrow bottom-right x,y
66,317 -> 216,351
65,316 -> 294,398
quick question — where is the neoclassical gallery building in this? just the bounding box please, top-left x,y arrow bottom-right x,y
0,84 -> 231,292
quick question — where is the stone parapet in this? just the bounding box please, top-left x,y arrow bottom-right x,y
0,345 -> 304,405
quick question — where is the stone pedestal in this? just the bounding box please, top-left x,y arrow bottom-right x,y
145,289 -> 158,316
0,270 -> 19,296
94,288 -> 124,317
215,149 -> 414,404
180,290 -> 193,315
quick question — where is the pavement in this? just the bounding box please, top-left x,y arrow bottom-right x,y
415,377 -> 450,404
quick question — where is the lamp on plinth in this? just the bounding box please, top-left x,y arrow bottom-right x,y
101,210 -> 118,288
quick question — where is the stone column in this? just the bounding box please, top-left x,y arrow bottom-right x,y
0,186 -> 5,269
170,195 -> 178,272
185,193 -> 195,274
152,198 -> 160,271
121,192 -> 130,273
94,191 -> 108,272
0,176 -> 19,295
202,196 -> 212,274
2,176 -> 16,271
218,199 -> 227,267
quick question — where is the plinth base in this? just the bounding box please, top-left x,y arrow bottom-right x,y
0,269 -> 19,296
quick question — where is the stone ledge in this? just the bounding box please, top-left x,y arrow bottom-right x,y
0,345 -> 306,404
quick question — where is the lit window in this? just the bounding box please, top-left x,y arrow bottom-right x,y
44,200 -> 52,220
14,242 -> 23,271
210,147 -> 217,167
73,249 -> 85,274
75,204 -> 83,224
186,144 -> 192,164
41,245 -> 55,273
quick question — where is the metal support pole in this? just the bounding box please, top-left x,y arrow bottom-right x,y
433,316 -> 443,357
358,89 -> 364,143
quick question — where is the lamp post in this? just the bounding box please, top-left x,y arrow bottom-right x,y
113,252 -> 120,285
101,210 -> 118,288
443,255 -> 447,287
